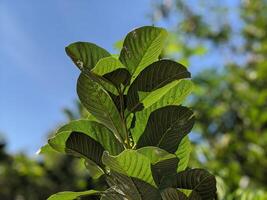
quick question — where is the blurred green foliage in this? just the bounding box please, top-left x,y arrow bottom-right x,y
154,0 -> 267,199
0,102 -> 101,200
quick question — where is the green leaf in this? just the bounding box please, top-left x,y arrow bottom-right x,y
101,190 -> 125,200
163,169 -> 217,200
175,136 -> 191,172
65,42 -> 110,71
103,68 -> 131,88
131,80 -> 193,143
188,191 -> 202,200
137,105 -> 195,153
77,73 -> 127,143
161,188 -> 188,200
137,147 -> 179,187
84,159 -> 105,179
151,158 -> 179,187
131,177 -> 161,200
47,190 -> 100,200
127,59 -> 191,112
102,150 -> 156,187
119,26 -> 168,79
66,132 -> 105,168
58,120 -> 123,155
48,131 -> 105,168
83,71 -> 119,95
106,172 -> 161,200
136,146 -> 176,164
36,143 -> 56,154
92,56 -> 126,76
92,56 -> 131,87
106,172 -> 142,200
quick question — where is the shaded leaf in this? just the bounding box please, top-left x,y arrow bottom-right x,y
58,120 -> 123,155
131,80 -> 193,143
119,26 -> 168,79
92,56 -> 131,87
103,68 -> 131,87
127,59 -> 190,112
137,105 -> 195,153
151,158 -> 179,187
161,188 -> 188,200
66,42 -> 110,71
106,171 -> 142,200
106,171 -> 161,200
108,92 -> 127,114
48,131 -> 105,169
77,73 -> 127,142
163,169 -> 217,200
65,131 -> 105,168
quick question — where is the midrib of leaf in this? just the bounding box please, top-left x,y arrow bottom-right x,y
191,174 -> 214,193
95,87 -> 124,145
129,70 -> 189,114
156,112 -> 194,149
131,32 -> 165,80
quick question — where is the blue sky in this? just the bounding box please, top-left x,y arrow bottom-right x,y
0,0 -> 163,154
0,0 -> 241,155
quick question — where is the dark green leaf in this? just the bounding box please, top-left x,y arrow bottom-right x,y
131,80 -> 193,143
58,120 -> 124,155
161,188 -> 188,200
127,60 -> 190,112
137,105 -> 195,153
92,56 -> 131,87
77,73 -> 127,143
65,131 -> 105,168
106,171 -> 161,200
188,191 -> 202,200
66,42 -> 110,71
163,169 -> 217,200
136,146 -> 179,188
151,158 -> 179,187
103,68 -> 131,87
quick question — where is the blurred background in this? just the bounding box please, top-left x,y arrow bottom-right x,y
1,0 -> 267,199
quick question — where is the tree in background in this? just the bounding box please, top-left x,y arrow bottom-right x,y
153,0 -> 267,199
0,102 -> 100,200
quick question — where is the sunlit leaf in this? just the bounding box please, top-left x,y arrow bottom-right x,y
47,190 -> 100,200
102,150 -> 156,187
127,60 -> 190,112
175,136 -> 191,172
119,26 -> 168,79
131,80 -> 193,143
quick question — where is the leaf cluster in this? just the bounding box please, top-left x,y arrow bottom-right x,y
41,26 -> 217,200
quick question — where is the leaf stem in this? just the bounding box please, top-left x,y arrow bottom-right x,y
118,87 -> 131,149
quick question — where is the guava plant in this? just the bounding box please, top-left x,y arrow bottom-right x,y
40,26 -> 217,200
